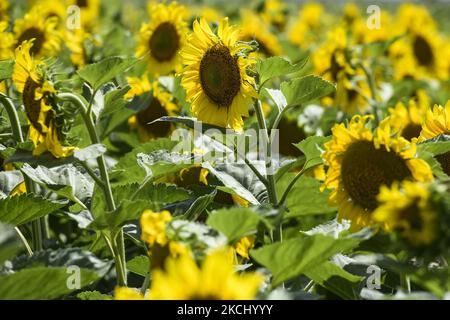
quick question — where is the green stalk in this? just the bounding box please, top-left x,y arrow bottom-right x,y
57,92 -> 127,286
0,94 -> 44,251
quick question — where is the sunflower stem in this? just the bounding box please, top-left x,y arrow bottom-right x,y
57,92 -> 127,287
359,62 -> 380,125
0,93 -> 44,252
15,227 -> 33,257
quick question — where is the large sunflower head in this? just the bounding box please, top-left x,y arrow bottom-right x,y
149,249 -> 263,300
239,9 -> 282,58
136,1 -> 188,75
13,5 -> 61,58
418,101 -> 450,176
322,115 -> 433,230
181,18 -> 257,131
125,75 -> 178,141
31,0 -> 67,28
12,40 -> 73,158
372,181 -> 437,247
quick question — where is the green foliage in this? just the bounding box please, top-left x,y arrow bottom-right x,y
256,56 -> 309,86
207,207 -> 263,243
250,234 -> 361,286
281,75 -> 336,107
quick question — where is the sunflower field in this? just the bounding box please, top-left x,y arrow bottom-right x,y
0,0 -> 450,302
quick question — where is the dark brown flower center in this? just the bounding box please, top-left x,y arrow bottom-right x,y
136,97 -> 171,137
199,45 -> 241,108
436,151 -> 450,177
341,140 -> 412,211
397,200 -> 423,231
23,77 -> 50,133
149,22 -> 180,62
413,35 -> 434,67
77,0 -> 88,8
401,123 -> 422,141
175,166 -> 208,188
278,117 -> 306,157
17,27 -> 45,56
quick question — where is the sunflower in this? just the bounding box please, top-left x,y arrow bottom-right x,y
258,0 -> 287,31
140,209 -> 188,270
386,97 -> 429,141
12,40 -> 73,158
136,2 -> 188,75
233,235 -> 255,260
322,115 -> 433,230
66,0 -> 100,29
181,18 -> 257,131
13,5 -> 61,57
65,28 -> 92,68
352,10 -> 392,45
389,26 -> 448,80
396,3 -> 436,34
0,0 -> 9,23
31,0 -> 67,28
288,3 -> 325,49
342,3 -> 361,27
312,27 -> 371,114
418,101 -> 450,176
239,9 -> 282,58
125,75 -> 178,141
0,21 -> 14,60
372,181 -> 437,247
149,249 -> 263,300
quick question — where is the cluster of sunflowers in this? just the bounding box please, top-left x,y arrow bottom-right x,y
0,0 -> 450,301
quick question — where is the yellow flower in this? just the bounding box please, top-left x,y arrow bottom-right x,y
386,96 -> 429,141
136,1 -> 188,75
288,3 -> 325,48
31,0 -> 67,28
114,287 -> 144,300
0,0 -> 9,23
312,27 -> 371,114
66,0 -> 100,30
191,6 -> 222,24
125,76 -> 178,141
396,3 -> 436,34
418,101 -> 450,176
65,28 -> 92,68
234,235 -> 255,260
373,181 -> 437,247
9,182 -> 27,196
13,5 -> 61,57
181,18 -> 257,131
149,249 -> 263,300
12,40 -> 74,158
322,115 -> 433,230
0,21 -> 14,60
239,9 -> 282,57
259,0 -> 287,31
419,101 -> 450,141
140,209 -> 172,247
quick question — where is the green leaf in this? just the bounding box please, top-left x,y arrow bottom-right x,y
256,56 -> 308,86
0,194 -> 65,226
294,136 -> 330,171
264,88 -> 287,112
92,183 -> 190,218
0,223 -> 22,265
77,56 -> 138,91
0,60 -> 14,81
183,190 -> 216,221
110,138 -> 178,185
417,135 -> 450,156
250,234 -> 360,286
202,162 -> 260,205
207,207 -> 262,243
73,144 -> 107,161
281,75 -> 335,107
276,175 -> 335,218
77,291 -> 113,300
126,255 -> 150,277
304,261 -> 363,300
151,116 -> 233,134
0,267 -> 99,299
89,199 -> 150,230
99,85 -> 130,118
